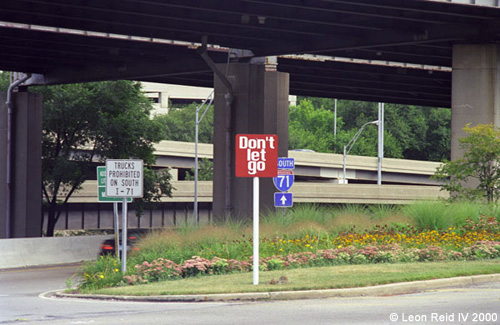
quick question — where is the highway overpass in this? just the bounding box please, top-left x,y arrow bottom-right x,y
154,141 -> 444,186
75,140 -> 447,205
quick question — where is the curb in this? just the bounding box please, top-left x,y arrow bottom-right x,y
54,273 -> 500,303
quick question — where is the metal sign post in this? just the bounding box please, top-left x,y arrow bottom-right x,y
121,197 -> 128,273
105,159 -> 144,274
235,134 -> 278,285
113,202 -> 119,261
97,166 -> 132,261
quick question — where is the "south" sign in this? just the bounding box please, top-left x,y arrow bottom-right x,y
235,134 -> 278,178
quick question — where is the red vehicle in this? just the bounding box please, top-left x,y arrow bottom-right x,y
99,229 -> 150,257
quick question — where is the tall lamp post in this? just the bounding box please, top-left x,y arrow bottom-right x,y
194,91 -> 214,225
342,120 -> 379,183
377,103 -> 384,185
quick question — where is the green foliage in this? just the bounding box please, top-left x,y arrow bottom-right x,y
402,201 -> 455,230
401,200 -> 498,230
368,204 -> 402,220
81,214 -> 500,289
185,158 -> 213,181
289,99 -> 337,152
267,258 -> 285,270
293,97 -> 450,161
155,96 -> 450,162
433,124 -> 500,202
79,255 -> 124,291
124,258 -> 182,285
134,168 -> 174,217
37,80 -> 170,236
0,71 -> 10,91
154,103 -> 213,143
426,108 -> 452,162
262,204 -> 333,228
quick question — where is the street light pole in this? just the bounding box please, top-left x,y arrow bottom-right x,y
342,120 -> 378,183
377,103 -> 385,185
334,99 -> 337,139
194,91 -> 213,225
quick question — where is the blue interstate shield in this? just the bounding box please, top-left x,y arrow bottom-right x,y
273,170 -> 294,192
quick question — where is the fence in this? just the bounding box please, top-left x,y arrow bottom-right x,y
42,202 -> 213,231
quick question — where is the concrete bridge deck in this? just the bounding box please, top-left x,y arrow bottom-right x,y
155,141 -> 443,185
69,141 -> 447,205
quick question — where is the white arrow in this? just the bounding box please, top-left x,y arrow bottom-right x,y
280,194 -> 287,205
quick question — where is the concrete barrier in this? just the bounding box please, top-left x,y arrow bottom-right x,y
0,235 -> 112,269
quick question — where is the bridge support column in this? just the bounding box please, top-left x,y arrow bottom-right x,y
212,63 -> 289,221
0,91 -> 43,238
451,44 -> 500,160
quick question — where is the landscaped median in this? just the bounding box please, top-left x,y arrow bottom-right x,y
79,261 -> 500,299
73,203 -> 500,297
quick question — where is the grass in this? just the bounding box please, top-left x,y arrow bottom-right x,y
402,201 -> 500,230
91,260 -> 500,296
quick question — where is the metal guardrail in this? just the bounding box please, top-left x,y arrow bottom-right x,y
70,180 -> 447,204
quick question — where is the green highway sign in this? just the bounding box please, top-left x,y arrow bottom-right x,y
97,167 -> 131,203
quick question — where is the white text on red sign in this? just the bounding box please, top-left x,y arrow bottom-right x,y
235,134 -> 278,178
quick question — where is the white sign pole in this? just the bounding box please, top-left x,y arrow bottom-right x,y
253,176 -> 259,285
121,197 -> 128,274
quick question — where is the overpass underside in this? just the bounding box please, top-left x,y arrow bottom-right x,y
1,0 -> 500,236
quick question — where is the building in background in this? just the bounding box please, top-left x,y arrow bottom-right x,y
141,82 -> 297,116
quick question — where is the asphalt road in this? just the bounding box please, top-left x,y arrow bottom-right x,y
0,264 -> 499,324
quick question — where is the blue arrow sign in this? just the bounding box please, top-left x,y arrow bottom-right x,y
273,170 -> 294,192
274,192 -> 293,207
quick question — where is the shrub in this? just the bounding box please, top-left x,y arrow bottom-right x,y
266,258 -> 285,270
79,255 -> 124,290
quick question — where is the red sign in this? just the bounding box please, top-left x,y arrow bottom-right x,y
235,134 -> 278,177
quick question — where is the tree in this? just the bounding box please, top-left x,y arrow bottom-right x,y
38,80 -> 172,236
184,158 -> 213,181
135,168 -> 174,218
289,99 -> 402,157
154,102 -> 214,143
425,108 -> 451,162
433,124 -> 500,202
295,97 -> 451,161
0,71 -> 9,91
289,99 -> 338,152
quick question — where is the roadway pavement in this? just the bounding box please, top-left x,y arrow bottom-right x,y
1,263 -> 499,324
